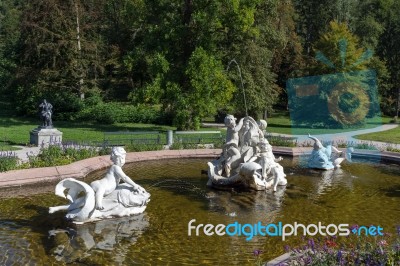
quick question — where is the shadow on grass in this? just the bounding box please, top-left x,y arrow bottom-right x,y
267,123 -> 292,129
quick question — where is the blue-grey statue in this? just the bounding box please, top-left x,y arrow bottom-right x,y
307,134 -> 352,170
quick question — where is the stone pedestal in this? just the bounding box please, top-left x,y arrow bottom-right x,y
30,127 -> 63,147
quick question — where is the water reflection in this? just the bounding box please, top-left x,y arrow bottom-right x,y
205,186 -> 287,223
0,158 -> 399,264
49,213 -> 149,263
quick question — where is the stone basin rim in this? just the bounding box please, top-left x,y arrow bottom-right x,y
0,147 -> 399,189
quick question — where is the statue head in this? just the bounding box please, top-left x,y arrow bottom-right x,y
110,147 -> 127,166
258,120 -> 267,130
257,139 -> 271,153
224,115 -> 236,128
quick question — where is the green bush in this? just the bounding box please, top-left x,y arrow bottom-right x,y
125,143 -> 164,152
77,103 -> 163,124
27,144 -> 99,168
266,134 -> 297,147
0,151 -> 19,172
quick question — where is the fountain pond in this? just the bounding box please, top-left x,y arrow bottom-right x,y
0,157 -> 399,264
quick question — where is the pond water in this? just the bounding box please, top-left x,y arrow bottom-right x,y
0,158 -> 399,265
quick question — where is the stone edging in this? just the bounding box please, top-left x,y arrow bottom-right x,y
1,147 -> 399,189
0,149 -> 222,188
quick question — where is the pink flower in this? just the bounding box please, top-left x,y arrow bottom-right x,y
378,240 -> 388,247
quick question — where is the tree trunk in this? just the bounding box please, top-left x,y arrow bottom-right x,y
75,2 -> 84,99
396,87 -> 400,118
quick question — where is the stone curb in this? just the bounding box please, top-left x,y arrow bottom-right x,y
1,147 -> 399,189
0,149 -> 222,188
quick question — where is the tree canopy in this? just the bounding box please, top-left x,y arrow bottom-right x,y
1,0 -> 399,128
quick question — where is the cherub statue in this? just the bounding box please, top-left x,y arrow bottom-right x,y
249,139 -> 283,179
91,147 -> 147,210
220,115 -> 244,176
257,119 -> 267,140
49,147 -> 150,223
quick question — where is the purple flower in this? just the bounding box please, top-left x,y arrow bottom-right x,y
253,249 -> 262,256
396,225 -> 400,236
303,256 -> 312,264
350,224 -> 359,234
284,245 -> 290,252
308,239 -> 315,251
337,250 -> 343,262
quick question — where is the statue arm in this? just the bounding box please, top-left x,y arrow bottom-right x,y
233,118 -> 244,132
114,166 -> 145,193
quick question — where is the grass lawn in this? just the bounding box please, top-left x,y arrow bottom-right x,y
355,126 -> 400,144
0,109 -> 397,147
0,143 -> 22,151
267,110 -> 392,135
0,116 -> 175,146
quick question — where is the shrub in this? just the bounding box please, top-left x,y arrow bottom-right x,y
27,144 -> 99,168
77,103 -> 164,124
284,226 -> 400,266
386,146 -> 400,153
266,134 -> 297,147
124,143 -> 164,152
0,151 -> 19,172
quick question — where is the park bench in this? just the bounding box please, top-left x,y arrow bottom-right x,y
174,131 -> 224,144
103,131 -> 163,146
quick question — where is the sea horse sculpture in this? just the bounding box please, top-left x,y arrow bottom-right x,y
307,134 -> 353,170
49,147 -> 150,223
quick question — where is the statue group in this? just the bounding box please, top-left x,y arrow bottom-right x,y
48,115 -> 352,224
207,115 -> 287,191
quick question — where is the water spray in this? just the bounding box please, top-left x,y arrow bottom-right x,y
226,59 -> 248,116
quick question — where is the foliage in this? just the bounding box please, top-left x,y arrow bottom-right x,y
2,0 -> 400,125
77,102 -> 163,124
285,228 -> 400,265
312,21 -> 369,75
172,47 -> 235,130
124,143 -> 164,152
27,144 -> 98,168
266,134 -> 297,147
0,151 -> 19,172
169,142 -> 199,150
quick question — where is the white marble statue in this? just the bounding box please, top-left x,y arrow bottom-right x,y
257,119 -> 267,140
207,115 -> 287,191
49,147 -> 150,224
221,115 -> 244,176
307,134 -> 352,170
249,140 -> 283,179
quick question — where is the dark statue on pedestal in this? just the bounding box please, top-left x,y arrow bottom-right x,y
39,99 -> 53,128
29,99 -> 62,146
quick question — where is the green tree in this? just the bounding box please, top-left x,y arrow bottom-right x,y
123,0 -> 282,128
312,21 -> 368,74
351,0 -> 399,116
172,47 -> 235,129
0,0 -> 21,97
10,0 -> 105,116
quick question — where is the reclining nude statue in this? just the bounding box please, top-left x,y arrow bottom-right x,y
49,147 -> 150,224
207,115 -> 287,191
